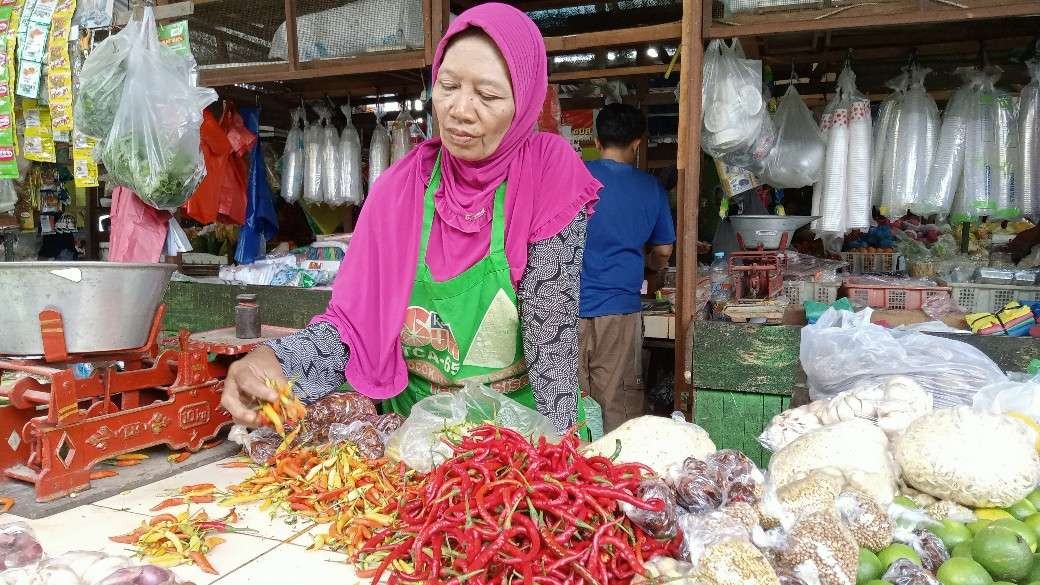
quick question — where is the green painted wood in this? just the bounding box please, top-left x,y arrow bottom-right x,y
742,393 -> 765,467
692,388 -> 785,468
162,282 -> 331,333
692,321 -> 801,396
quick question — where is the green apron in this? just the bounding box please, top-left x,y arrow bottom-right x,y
385,154 -> 586,436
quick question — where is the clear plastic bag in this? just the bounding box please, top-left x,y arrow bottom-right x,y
97,565 -> 182,585
385,381 -> 558,472
871,76 -> 905,208
368,118 -> 390,188
913,73 -> 975,218
883,558 -> 940,585
338,105 -> 364,206
756,85 -> 824,189
666,450 -> 764,514
390,110 -> 413,164
678,509 -> 753,565
0,180 -> 15,214
100,8 -> 217,210
1020,60 -> 1039,221
0,523 -> 43,571
37,551 -> 134,584
881,67 -> 939,218
76,15 -> 134,140
800,307 -> 1007,407
317,105 -> 341,206
280,108 -> 305,203
632,557 -> 696,584
300,392 -> 378,443
243,426 -> 281,464
621,479 -> 679,539
971,374 -> 1040,419
835,489 -> 894,553
775,511 -> 860,585
302,114 -> 323,204
329,420 -> 385,459
700,39 -> 775,168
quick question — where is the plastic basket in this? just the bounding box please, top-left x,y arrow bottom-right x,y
842,282 -> 951,310
782,280 -> 840,306
840,252 -> 905,274
949,283 -> 1040,314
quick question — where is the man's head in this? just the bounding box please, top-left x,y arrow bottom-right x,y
594,103 -> 645,164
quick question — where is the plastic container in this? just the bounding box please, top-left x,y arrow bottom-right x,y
947,282 -> 1040,314
709,252 -> 732,320
841,280 -> 950,310
782,280 -> 841,306
840,251 -> 905,274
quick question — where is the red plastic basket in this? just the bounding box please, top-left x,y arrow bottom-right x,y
842,280 -> 951,310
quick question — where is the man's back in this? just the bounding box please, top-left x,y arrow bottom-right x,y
580,159 -> 675,318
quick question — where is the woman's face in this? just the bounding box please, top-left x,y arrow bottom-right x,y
433,32 -> 516,162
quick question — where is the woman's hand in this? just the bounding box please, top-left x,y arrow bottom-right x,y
221,346 -> 285,427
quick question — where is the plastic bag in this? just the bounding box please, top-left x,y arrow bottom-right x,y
390,110 -> 413,164
299,392 -> 378,445
0,524 -> 42,571
871,77 -> 904,207
338,105 -> 364,206
0,181 -> 15,214
97,565 -> 182,585
775,511 -> 859,585
666,450 -> 764,514
971,374 -> 1040,419
76,15 -> 134,140
100,8 -> 217,210
700,39 -> 775,168
37,551 -> 134,584
621,479 -> 679,539
819,65 -> 870,233
329,420 -> 385,459
317,105 -> 341,206
836,489 -> 894,553
280,108 -> 304,203
302,112 -> 323,204
678,509 -> 753,565
881,67 -> 939,218
800,307 -> 1007,407
883,558 -> 940,585
366,413 -> 406,437
913,73 -> 975,218
1020,60 -> 1039,221
632,557 -> 696,584
756,85 -> 824,189
368,118 -> 390,188
243,426 -> 281,464
385,382 -> 558,472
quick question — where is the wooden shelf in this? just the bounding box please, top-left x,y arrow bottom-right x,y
544,21 -> 682,52
550,63 -> 671,81
705,0 -> 1040,39
199,50 -> 428,88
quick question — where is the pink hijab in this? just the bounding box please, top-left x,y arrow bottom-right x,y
314,3 -> 601,399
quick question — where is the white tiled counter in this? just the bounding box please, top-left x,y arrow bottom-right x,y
0,459 -> 370,584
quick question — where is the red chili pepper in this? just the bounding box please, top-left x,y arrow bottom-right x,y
90,470 -> 119,480
150,497 -> 187,511
0,497 -> 12,514
190,551 -> 219,575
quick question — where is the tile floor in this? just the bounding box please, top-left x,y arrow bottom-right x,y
1,458 -> 368,584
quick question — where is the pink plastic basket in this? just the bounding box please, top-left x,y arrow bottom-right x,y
842,281 -> 951,310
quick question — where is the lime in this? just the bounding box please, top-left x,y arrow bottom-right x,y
859,549 -> 884,585
953,542 -> 975,559
969,520 -> 994,536
1025,553 -> 1040,583
864,581 -> 890,585
977,509 -> 1016,522
992,518 -> 1039,552
1025,514 -> 1040,541
878,543 -> 923,569
932,520 -> 974,551
936,558 -> 994,585
894,496 -> 921,510
1007,499 -> 1039,522
1027,489 -> 1040,512
972,525 -> 1034,582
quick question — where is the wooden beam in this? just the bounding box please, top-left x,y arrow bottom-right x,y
548,63 -> 669,81
198,50 -> 427,87
675,0 -> 704,418
284,0 -> 299,71
706,2 -> 1040,39
543,21 -> 682,53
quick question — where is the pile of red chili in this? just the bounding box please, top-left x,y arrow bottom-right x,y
355,425 -> 679,584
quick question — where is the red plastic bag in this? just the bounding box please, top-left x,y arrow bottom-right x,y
183,103 -> 254,225
109,186 -> 171,262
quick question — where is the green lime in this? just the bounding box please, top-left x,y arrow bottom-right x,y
1027,489 -> 1040,512
969,520 -> 994,536
992,518 -> 1039,553
953,542 -> 975,559
993,582 -> 1016,585
972,525 -> 1034,582
1025,514 -> 1040,541
878,543 -> 923,569
1007,500 -> 1039,522
933,520 -> 974,551
936,558 -> 994,585
894,496 -> 921,510
1025,553 -> 1040,583
859,549 -> 884,585
865,581 -> 890,585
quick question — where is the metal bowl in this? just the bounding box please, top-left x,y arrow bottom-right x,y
0,262 -> 176,356
729,215 -> 819,250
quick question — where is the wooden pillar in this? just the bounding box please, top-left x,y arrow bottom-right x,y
284,0 -> 299,72
673,0 -> 705,418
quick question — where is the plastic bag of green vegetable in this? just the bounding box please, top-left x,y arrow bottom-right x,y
75,16 -> 136,140
99,8 -> 217,210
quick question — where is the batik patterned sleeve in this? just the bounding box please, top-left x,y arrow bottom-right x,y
518,210 -> 588,433
264,321 -> 350,404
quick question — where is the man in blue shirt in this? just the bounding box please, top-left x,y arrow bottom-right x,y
580,104 -> 676,432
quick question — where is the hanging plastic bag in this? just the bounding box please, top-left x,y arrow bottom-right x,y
961,69 -> 1008,218
818,69 -> 852,234
845,75 -> 873,230
317,105 -> 341,206
302,108 -> 324,204
871,74 -> 906,208
756,85 -> 824,189
390,109 -> 413,164
75,13 -> 135,140
993,83 -> 1020,219
880,67 -> 938,219
0,180 -> 14,214
368,116 -> 390,189
800,307 -> 1007,407
280,108 -> 304,203
338,104 -> 364,206
700,39 -> 775,168
912,71 -> 976,218
100,8 -> 217,210
1020,60 -> 1040,221
0,523 -> 43,571
385,382 -> 558,472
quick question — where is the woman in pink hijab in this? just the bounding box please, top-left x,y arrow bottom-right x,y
221,3 -> 601,434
